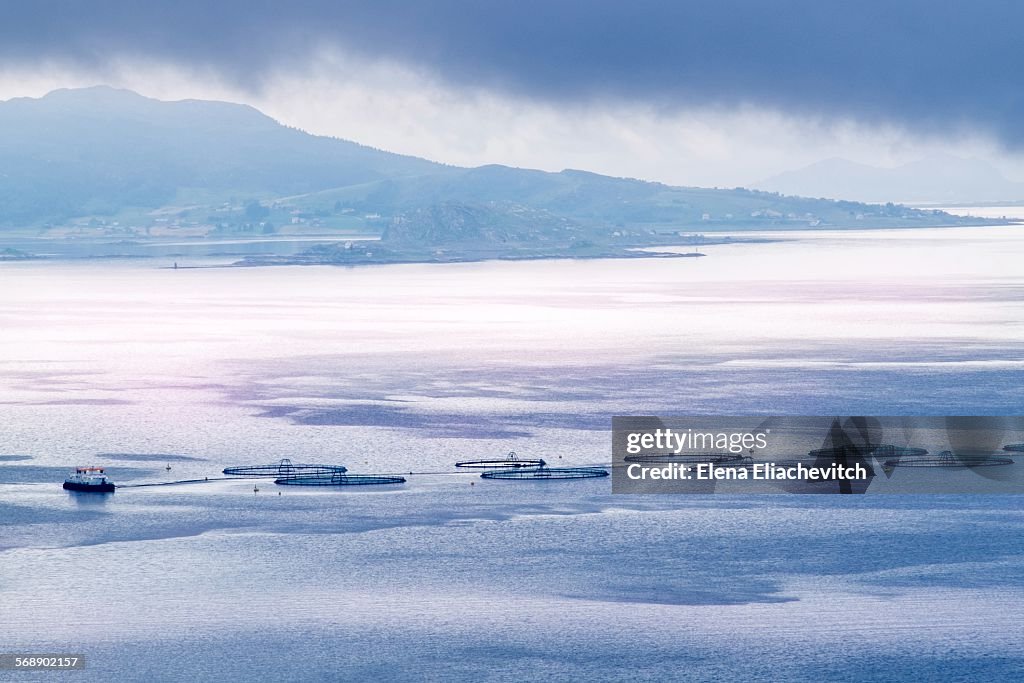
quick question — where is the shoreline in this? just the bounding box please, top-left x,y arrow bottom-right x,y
2,220 -> 1020,268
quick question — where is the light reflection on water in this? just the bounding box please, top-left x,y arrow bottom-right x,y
2,226 -> 1024,681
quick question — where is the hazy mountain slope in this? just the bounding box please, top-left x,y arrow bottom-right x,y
0,86 -> 445,223
288,165 -> 966,233
0,87 -> 985,236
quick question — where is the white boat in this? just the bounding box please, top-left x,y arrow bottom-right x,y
63,466 -> 116,493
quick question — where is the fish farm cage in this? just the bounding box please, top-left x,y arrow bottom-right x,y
623,452 -> 751,465
455,451 -> 546,469
807,446 -> 929,459
1004,444 -> 1024,453
223,458 -> 347,477
882,451 -> 1015,468
224,458 -> 348,475
481,466 -> 609,480
275,472 -> 407,486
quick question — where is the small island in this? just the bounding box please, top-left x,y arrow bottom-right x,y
237,200 -> 721,266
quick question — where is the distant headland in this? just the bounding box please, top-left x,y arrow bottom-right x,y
0,87 -> 1002,266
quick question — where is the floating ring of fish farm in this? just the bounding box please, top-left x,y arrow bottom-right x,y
481,467 -> 609,480
1003,444 -> 1024,453
274,473 -> 406,486
623,452 -> 747,464
455,451 -> 546,469
223,458 -> 347,477
882,452 -> 1014,468
807,446 -> 928,458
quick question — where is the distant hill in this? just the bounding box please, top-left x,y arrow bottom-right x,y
0,87 -> 987,250
0,86 -> 442,224
756,156 -> 1024,204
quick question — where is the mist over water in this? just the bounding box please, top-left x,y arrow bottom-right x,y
2,225 -> 1024,681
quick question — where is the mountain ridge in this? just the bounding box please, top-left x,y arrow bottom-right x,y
0,87 -> 991,258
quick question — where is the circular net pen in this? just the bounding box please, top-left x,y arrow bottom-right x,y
1003,444 -> 1024,453
456,451 -> 546,469
223,458 -> 347,477
882,451 -> 1014,468
481,466 -> 609,480
624,452 -> 750,465
807,446 -> 928,459
275,472 -> 406,486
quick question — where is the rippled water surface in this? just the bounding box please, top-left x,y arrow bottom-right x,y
2,225 -> 1023,681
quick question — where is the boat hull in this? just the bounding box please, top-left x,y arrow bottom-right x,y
63,481 -> 115,493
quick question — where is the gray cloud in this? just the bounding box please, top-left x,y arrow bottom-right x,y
4,1 -> 1024,145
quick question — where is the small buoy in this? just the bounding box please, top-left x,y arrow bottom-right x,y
253,484 -> 259,493
166,464 -> 172,471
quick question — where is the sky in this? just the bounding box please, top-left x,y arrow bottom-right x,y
2,1 -> 1023,188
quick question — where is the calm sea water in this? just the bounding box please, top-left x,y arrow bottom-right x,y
2,224 -> 1024,681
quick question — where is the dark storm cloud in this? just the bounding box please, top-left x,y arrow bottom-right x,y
4,1 -> 1024,144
